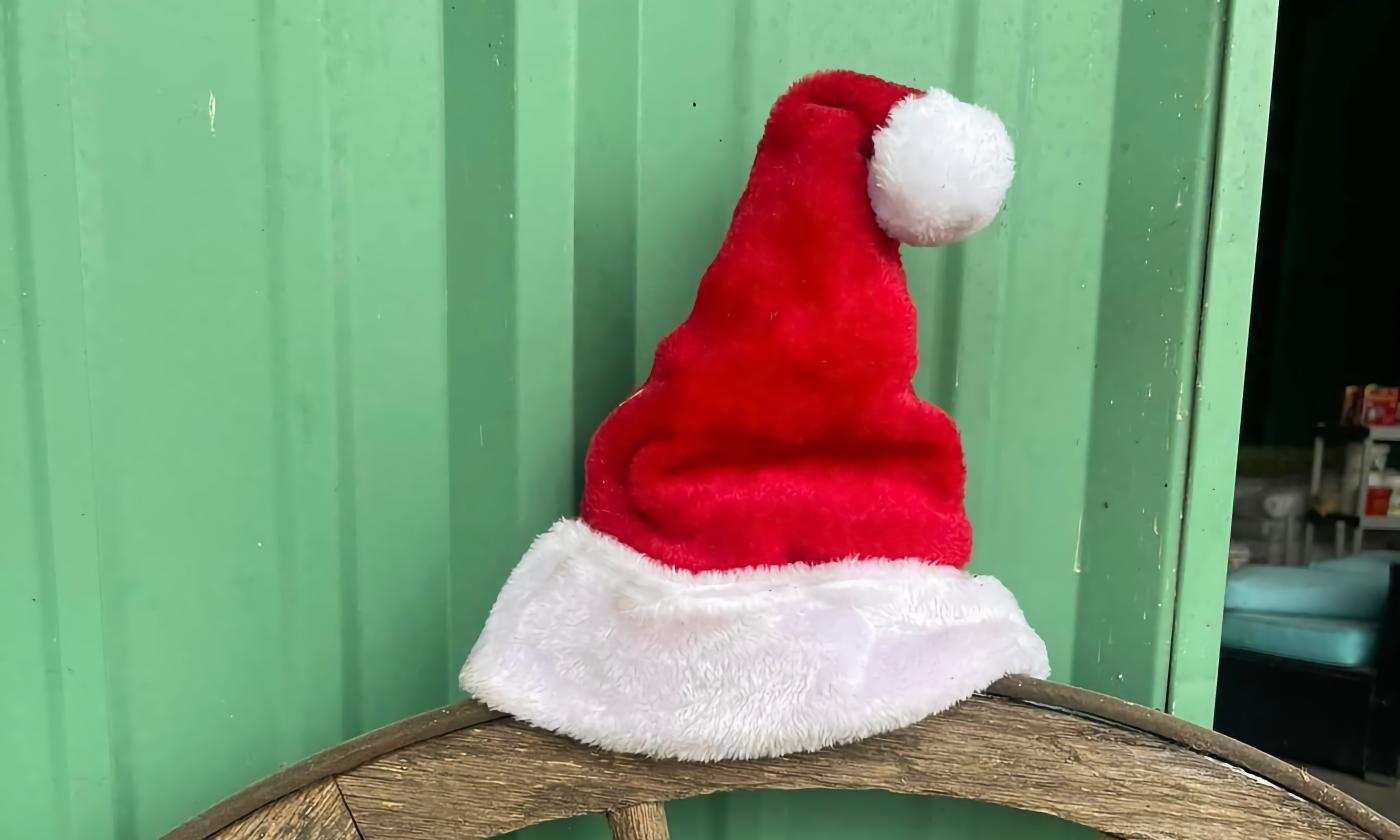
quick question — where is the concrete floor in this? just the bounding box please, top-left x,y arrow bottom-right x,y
1307,765 -> 1400,821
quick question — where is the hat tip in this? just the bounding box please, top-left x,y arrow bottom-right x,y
867,88 -> 1015,247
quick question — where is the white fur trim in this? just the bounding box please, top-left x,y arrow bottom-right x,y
868,88 -> 1014,246
460,519 -> 1049,761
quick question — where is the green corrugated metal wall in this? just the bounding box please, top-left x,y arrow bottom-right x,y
1,0 -> 1274,837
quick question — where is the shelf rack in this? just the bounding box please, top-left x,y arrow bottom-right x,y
1306,424 -> 1400,560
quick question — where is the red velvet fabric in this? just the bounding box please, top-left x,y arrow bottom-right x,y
580,71 -> 973,573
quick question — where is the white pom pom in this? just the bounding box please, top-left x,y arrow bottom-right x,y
868,88 -> 1014,246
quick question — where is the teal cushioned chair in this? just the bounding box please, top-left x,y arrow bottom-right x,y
1216,551 -> 1400,776
1220,557 -> 1399,667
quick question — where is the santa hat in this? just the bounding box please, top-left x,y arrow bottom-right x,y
461,70 -> 1048,761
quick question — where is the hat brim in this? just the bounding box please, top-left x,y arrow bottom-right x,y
460,519 -> 1049,761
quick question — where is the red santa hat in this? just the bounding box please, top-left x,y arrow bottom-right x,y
461,70 -> 1048,761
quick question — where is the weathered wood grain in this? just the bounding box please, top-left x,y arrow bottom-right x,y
994,675 -> 1400,840
338,695 -> 1377,840
211,780 -> 359,840
164,702 -> 505,840
605,802 -> 669,840
163,678 -> 1400,840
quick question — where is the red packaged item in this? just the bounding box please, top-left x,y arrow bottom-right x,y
1367,486 -> 1394,517
1361,385 -> 1399,427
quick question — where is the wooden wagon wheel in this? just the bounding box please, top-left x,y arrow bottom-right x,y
163,676 -> 1400,840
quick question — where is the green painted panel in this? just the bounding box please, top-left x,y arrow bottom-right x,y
1169,0 -> 1279,726
2,0 -> 1271,838
3,0 -> 450,837
1071,0 -> 1230,707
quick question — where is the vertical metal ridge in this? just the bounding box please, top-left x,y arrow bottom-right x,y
573,0 -> 640,478
631,0 -> 652,383
2,6 -> 72,836
511,0 -> 578,533
924,0 -> 983,411
320,0 -> 362,740
56,0 -> 124,835
1160,0 -> 1234,728
630,0 -> 646,387
729,0 -> 756,149
443,0 -> 522,683
955,0 -> 1035,450
256,0 -> 301,759
1166,0 -> 1280,725
1072,0 -> 1227,711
